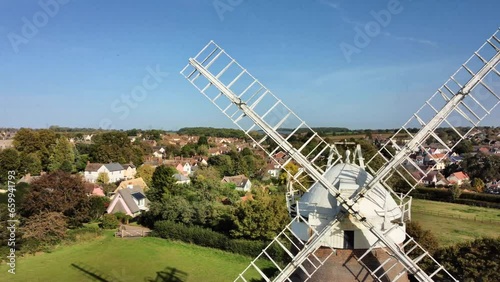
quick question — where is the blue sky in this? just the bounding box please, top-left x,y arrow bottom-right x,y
0,0 -> 499,130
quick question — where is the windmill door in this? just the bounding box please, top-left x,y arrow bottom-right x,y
343,230 -> 354,249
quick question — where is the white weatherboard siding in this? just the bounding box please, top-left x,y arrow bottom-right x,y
292,163 -> 406,249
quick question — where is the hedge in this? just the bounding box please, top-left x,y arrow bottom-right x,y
151,221 -> 287,262
411,187 -> 500,209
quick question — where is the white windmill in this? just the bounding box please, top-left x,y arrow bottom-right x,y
181,28 -> 500,281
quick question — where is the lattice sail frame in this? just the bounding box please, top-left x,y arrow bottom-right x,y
180,41 -> 343,191
362,28 -> 500,201
180,28 -> 500,282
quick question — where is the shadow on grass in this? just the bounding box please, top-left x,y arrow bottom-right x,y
247,267 -> 279,282
71,263 -> 121,282
146,267 -> 188,282
72,263 -> 188,282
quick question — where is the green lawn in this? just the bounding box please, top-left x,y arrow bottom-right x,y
411,199 -> 500,246
0,231 -> 271,282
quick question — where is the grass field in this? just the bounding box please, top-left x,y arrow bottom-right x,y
0,231 -> 271,282
411,199 -> 500,246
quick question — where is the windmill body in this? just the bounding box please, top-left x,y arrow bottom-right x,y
292,162 -> 406,249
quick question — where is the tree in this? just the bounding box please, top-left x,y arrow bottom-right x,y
462,153 -> 500,182
0,148 -> 20,182
230,190 -> 289,240
208,154 -> 233,177
442,163 -> 460,178
136,164 -> 155,187
74,153 -> 89,172
471,178 -> 485,193
101,214 -> 120,229
196,144 -> 209,156
87,196 -> 110,221
450,184 -> 462,200
197,135 -> 208,146
48,137 -> 75,172
22,212 -> 67,245
19,152 -> 42,175
149,165 -> 177,202
180,144 -> 196,157
96,172 -> 109,184
454,139 -> 473,155
21,171 -> 90,227
13,128 -> 57,171
406,221 -> 439,256
433,237 -> 500,281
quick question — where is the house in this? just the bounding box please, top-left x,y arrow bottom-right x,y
106,185 -> 149,217
115,178 -> 149,194
221,175 -> 252,192
122,164 -> 137,180
424,153 -> 448,170
83,183 -> 105,197
174,162 -> 192,176
447,171 -> 470,186
153,151 -> 164,159
173,173 -> 190,184
266,162 -> 281,178
411,171 -> 445,187
84,162 -> 125,183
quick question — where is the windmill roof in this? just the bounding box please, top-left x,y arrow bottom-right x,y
297,163 -> 402,224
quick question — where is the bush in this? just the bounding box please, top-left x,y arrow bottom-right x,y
152,220 -> 287,262
114,212 -> 132,224
66,225 -> 103,242
101,214 -> 120,229
432,237 -> 500,281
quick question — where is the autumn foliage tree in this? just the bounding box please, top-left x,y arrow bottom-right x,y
21,212 -> 67,248
21,171 -> 90,227
433,237 -> 500,282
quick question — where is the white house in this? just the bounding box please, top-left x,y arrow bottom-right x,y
122,164 -> 137,180
221,175 -> 252,192
84,163 -> 125,183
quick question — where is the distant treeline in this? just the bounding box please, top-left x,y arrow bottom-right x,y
177,127 -> 247,138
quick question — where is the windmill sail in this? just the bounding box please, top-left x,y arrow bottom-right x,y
180,29 -> 500,281
362,28 -> 500,202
